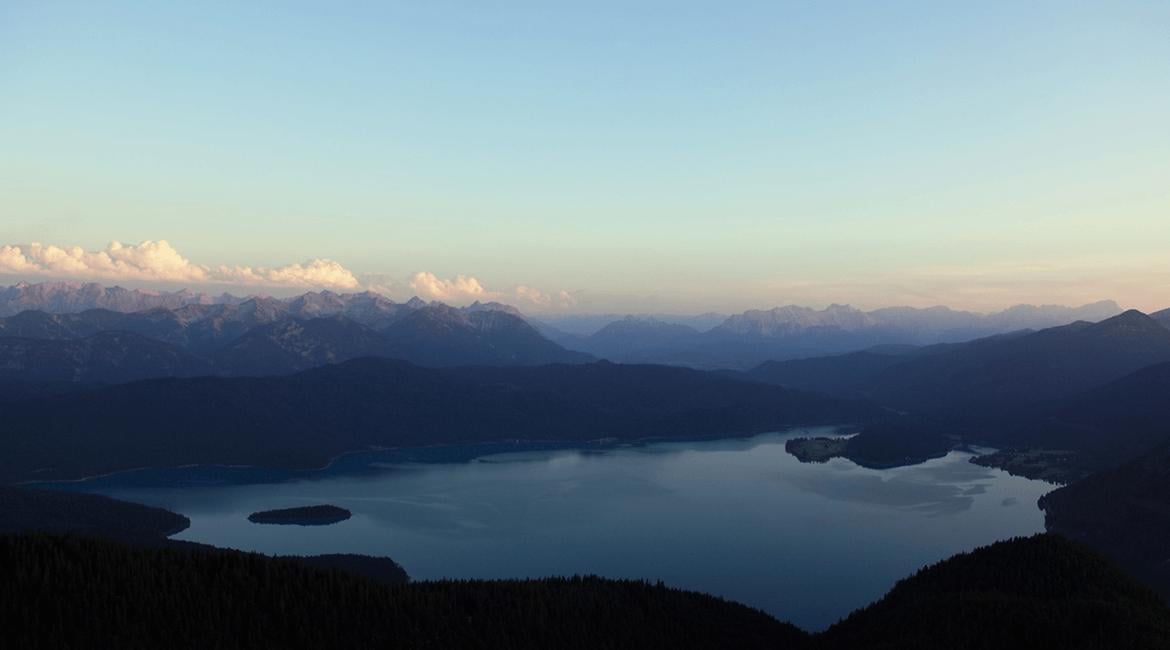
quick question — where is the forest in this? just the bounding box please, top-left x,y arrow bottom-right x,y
4,532 -> 1169,649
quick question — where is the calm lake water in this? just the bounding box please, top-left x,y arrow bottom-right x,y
67,427 -> 1054,631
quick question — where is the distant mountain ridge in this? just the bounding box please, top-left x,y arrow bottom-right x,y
551,300 -> 1126,368
0,282 -> 1136,369
0,281 -> 234,316
0,308 -> 590,381
0,282 -> 589,378
751,310 -> 1170,415
0,281 -> 516,326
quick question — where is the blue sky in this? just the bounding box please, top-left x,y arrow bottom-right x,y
2,1 -> 1168,312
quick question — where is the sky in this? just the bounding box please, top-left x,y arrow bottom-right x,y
2,1 -> 1169,313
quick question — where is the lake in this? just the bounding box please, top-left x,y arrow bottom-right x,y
64,427 -> 1054,631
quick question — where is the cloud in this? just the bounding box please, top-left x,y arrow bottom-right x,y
0,240 -> 360,290
0,241 -> 577,309
215,259 -> 360,289
410,272 -> 576,310
409,272 -> 489,302
514,285 -> 577,308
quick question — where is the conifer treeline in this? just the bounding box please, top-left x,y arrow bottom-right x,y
0,534 -> 804,650
5,533 -> 1170,649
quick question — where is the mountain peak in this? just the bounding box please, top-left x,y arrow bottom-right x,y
1089,309 -> 1164,335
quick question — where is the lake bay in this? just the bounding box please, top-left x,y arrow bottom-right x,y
70,427 -> 1053,631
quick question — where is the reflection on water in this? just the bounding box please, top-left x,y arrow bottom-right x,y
69,427 -> 1055,631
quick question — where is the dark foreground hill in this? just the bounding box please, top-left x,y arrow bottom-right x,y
0,534 -> 805,650
2,532 -> 1166,650
0,486 -> 408,586
0,358 -> 881,482
820,534 -> 1170,650
1042,441 -> 1170,601
0,486 -> 189,538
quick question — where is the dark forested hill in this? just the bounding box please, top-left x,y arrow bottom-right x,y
1022,361 -> 1170,465
865,311 -> 1170,425
747,348 -> 916,397
0,359 -> 880,482
0,486 -> 409,586
0,533 -> 806,650
2,532 -> 1165,649
0,487 -> 189,539
1042,442 -> 1170,601
755,311 -> 1170,443
821,534 -> 1170,650
0,332 -> 213,383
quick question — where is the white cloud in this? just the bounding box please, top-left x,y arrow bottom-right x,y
409,272 -> 576,310
0,240 -> 359,290
409,272 -> 488,302
514,285 -> 576,309
0,241 -> 579,308
216,259 -> 359,289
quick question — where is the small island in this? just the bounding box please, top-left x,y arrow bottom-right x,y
247,505 -> 351,526
785,436 -> 850,463
786,419 -> 954,469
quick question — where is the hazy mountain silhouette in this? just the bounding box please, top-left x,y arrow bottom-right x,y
554,300 -> 1124,368
380,306 -> 592,367
1152,307 -> 1170,330
570,316 -> 705,360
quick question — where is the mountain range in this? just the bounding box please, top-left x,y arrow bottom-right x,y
0,281 -> 235,316
0,292 -> 590,381
751,308 -> 1170,483
752,310 -> 1170,425
1,281 -> 1129,370
547,300 -> 1125,368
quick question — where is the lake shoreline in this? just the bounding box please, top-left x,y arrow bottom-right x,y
33,425 -> 855,490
